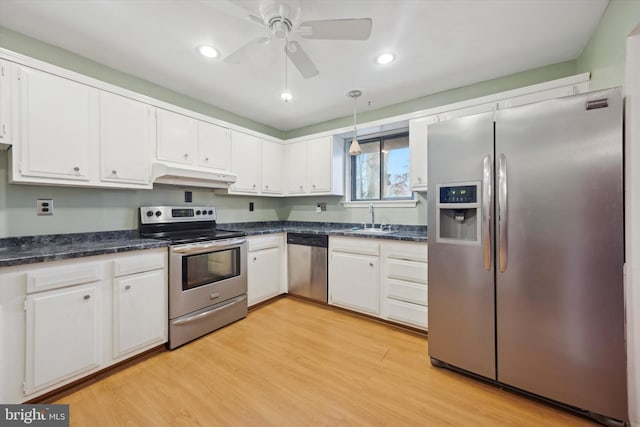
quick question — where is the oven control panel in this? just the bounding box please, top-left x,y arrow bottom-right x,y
140,206 -> 217,224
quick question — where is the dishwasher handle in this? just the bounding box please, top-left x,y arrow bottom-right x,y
286,233 -> 328,248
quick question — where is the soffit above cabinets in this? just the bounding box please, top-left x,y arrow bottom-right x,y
0,0 -> 607,132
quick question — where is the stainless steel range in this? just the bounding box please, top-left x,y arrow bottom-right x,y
139,206 -> 247,349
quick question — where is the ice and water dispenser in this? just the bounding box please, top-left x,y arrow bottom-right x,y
435,183 -> 481,245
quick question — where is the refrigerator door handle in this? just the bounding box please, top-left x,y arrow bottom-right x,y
498,153 -> 508,273
482,155 -> 492,270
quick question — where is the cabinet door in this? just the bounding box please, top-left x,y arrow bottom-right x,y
307,137 -> 332,193
156,108 -> 196,165
198,121 -> 231,171
230,131 -> 261,193
25,283 -> 100,394
409,116 -> 436,191
285,141 -> 307,194
113,269 -> 167,358
0,60 -> 10,145
17,66 -> 93,181
329,251 -> 379,314
99,91 -> 152,185
261,140 -> 283,194
248,247 -> 283,305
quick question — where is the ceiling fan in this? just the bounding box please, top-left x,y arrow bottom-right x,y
224,0 -> 373,78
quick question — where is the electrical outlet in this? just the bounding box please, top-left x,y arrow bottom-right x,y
37,199 -> 54,216
316,202 -> 327,213
184,191 -> 192,203
249,202 -> 254,212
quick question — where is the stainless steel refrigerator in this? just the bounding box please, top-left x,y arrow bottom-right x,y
427,88 -> 627,424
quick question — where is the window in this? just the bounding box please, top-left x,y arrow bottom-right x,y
350,132 -> 412,201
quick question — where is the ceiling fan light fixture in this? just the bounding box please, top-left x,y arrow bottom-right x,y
376,52 -> 395,65
198,45 -> 219,58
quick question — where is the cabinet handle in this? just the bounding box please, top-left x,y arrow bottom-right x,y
83,294 -> 91,300
125,285 -> 131,290
73,166 -> 80,172
1,124 -> 5,136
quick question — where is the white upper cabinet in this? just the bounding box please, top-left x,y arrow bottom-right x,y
15,65 -> 93,181
409,116 -> 436,192
261,140 -> 283,194
0,60 -> 10,146
284,136 -> 344,196
285,141 -> 307,194
156,108 -> 197,165
198,121 -> 231,171
99,91 -> 153,186
229,131 -> 261,193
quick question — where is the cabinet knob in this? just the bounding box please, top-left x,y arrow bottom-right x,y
312,184 -> 316,189
73,166 -> 80,172
417,177 -> 422,183
369,262 -> 374,267
252,184 -> 257,189
112,170 -> 117,175
204,157 -> 209,162
265,185 -> 269,190
253,257 -> 257,261
125,285 -> 131,290
83,294 -> 91,300
299,185 -> 303,190
184,153 -> 189,159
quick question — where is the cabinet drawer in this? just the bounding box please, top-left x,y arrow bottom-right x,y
384,243 -> 427,262
386,259 -> 427,284
386,278 -> 427,306
387,299 -> 428,329
26,262 -> 102,294
113,251 -> 166,277
330,237 -> 379,256
248,234 -> 282,252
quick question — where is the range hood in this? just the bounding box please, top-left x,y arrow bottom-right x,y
151,163 -> 237,189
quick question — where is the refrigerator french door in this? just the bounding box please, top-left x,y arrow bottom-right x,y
427,88 -> 627,424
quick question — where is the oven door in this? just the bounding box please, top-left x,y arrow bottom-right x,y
169,238 -> 247,319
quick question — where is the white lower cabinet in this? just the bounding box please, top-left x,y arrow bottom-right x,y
329,237 -> 380,315
328,236 -> 428,329
247,234 -> 285,306
381,241 -> 428,330
113,269 -> 166,358
25,282 -> 101,395
0,247 -> 167,403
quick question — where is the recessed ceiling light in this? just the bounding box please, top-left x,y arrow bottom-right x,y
280,91 -> 293,102
376,52 -> 395,65
198,45 -> 219,59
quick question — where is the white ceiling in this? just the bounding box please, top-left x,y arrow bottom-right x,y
0,0 -> 608,132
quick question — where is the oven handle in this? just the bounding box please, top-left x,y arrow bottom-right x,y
171,238 -> 247,254
172,294 -> 247,326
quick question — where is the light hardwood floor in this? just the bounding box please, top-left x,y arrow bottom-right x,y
55,297 -> 595,426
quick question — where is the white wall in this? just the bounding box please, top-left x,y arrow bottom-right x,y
625,24 -> 640,427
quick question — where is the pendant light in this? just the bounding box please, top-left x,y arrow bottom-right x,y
347,89 -> 362,156
280,43 -> 292,102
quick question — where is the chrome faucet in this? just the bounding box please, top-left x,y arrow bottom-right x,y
369,203 -> 375,229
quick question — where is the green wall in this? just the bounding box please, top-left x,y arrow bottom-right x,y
577,0 -> 640,90
1,0 -> 639,238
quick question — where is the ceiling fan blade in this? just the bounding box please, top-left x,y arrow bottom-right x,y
286,41 -> 319,79
247,14 -> 265,26
224,36 -> 271,64
299,18 -> 372,40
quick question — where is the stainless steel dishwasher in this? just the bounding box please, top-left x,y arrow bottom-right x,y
287,233 -> 328,303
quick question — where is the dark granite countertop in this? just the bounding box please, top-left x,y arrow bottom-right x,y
0,221 -> 425,268
0,230 -> 169,268
220,221 -> 427,243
